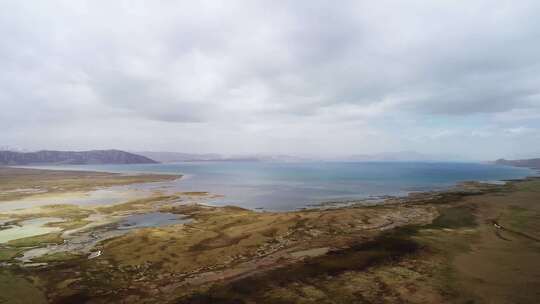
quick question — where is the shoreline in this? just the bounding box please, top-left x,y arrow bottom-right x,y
0,166 -> 182,203
3,162 -> 537,213
1,166 -> 539,303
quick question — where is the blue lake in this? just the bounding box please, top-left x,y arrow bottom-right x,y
31,161 -> 537,211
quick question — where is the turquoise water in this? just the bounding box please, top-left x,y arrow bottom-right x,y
31,161 -> 536,210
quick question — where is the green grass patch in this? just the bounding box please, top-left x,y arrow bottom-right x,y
7,233 -> 63,248
49,219 -> 91,230
0,270 -> 47,304
31,251 -> 81,263
513,179 -> 540,192
0,247 -> 23,261
96,195 -> 180,214
426,206 -> 476,229
505,206 -> 538,231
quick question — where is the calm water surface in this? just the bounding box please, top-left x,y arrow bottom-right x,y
116,212 -> 191,230
29,161 -> 536,211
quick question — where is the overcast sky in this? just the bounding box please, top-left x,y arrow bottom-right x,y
1,1 -> 539,159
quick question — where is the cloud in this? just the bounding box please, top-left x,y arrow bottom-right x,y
0,0 -> 539,158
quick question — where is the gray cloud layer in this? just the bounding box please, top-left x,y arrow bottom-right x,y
1,0 -> 539,159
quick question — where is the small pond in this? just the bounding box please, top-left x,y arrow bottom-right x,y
116,212 -> 191,230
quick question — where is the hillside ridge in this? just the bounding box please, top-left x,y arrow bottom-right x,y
0,149 -> 158,165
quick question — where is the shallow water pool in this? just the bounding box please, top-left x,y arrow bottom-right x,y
0,217 -> 64,243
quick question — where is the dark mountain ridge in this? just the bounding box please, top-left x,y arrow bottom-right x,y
0,149 -> 158,165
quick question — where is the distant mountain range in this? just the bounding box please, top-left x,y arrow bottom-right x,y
136,152 -> 226,162
0,149 -> 473,165
494,158 -> 540,169
136,151 -> 308,163
136,150 -> 466,163
0,150 -> 158,165
337,151 -> 453,162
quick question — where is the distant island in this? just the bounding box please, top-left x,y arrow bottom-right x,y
0,149 -> 158,165
494,158 -> 540,169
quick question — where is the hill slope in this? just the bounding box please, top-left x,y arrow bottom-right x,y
0,150 -> 158,165
494,158 -> 540,169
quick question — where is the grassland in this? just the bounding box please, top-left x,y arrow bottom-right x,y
0,247 -> 23,261
173,179 -> 540,304
7,232 -> 64,248
0,168 -> 539,303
